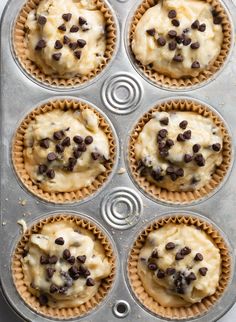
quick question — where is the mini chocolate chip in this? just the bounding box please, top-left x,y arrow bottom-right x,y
166,268 -> 176,276
175,252 -> 184,260
22,249 -> 29,258
74,50 -> 82,59
186,272 -> 197,284
50,284 -> 59,293
77,39 -> 87,48
77,255 -> 86,263
179,120 -> 188,129
91,152 -> 100,160
85,136 -> 93,145
77,143 -> 86,152
151,249 -> 159,258
46,169 -> 55,179
146,28 -> 156,36
148,263 -> 157,270
67,256 -> 75,264
151,169 -> 163,181
40,138 -> 50,149
56,143 -> 64,153
176,35 -> 184,44
79,265 -> 90,277
177,133 -> 185,142
195,153 -> 205,167
191,42 -> 200,50
46,268 -> 55,279
166,139 -> 174,147
47,152 -> 57,161
184,154 -> 193,163
62,249 -> 71,260
67,157 -> 77,171
158,141 -> 166,150
193,143 -> 201,153
160,117 -> 169,125
157,36 -> 166,46
73,135 -> 83,144
170,173 -> 178,181
183,28 -> 190,33
160,149 -> 169,158
55,237 -> 64,245
69,42 -> 79,50
40,255 -> 49,265
62,13 -> 72,22
63,35 -> 70,45
39,294 -> 48,306
157,269 -> 165,279
62,136 -> 70,146
68,266 -> 80,280
168,10 -> 177,19
192,61 -> 200,68
58,24 -> 66,32
176,168 -> 184,177
79,17 -> 87,26
199,23 -> 206,32
212,143 -> 221,151
191,20 -> 200,29
86,277 -> 95,286
168,40 -> 177,51
166,166 -> 175,174
38,15 -> 47,25
53,130 -> 64,140
73,149 -> 82,159
183,37 -> 191,46
199,267 -> 208,276
173,54 -> 184,62
165,242 -> 175,250
49,255 -> 58,264
176,287 -> 185,294
172,19 -> 180,27
194,253 -> 203,261
168,30 -> 177,38
70,25 -> 79,33
158,129 -> 168,138
180,246 -> 191,256
183,130 -> 191,140
38,164 -> 48,174
213,16 -> 222,24
59,286 -> 69,294
52,53 -> 62,61
35,39 -> 46,50
54,40 -> 63,50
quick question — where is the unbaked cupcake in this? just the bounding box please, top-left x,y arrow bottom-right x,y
129,0 -> 232,88
12,214 -> 116,319
12,99 -> 116,203
13,0 -> 117,87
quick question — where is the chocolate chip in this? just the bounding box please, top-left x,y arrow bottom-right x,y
39,294 -> 48,306
157,37 -> 166,46
54,40 -> 63,49
184,154 -> 193,163
151,169 -> 163,181
173,54 -> 184,62
86,277 -> 95,286
183,28 -> 190,33
74,50 -> 82,59
58,24 -> 66,32
212,143 -> 221,151
168,30 -> 177,38
170,173 -> 178,181
85,136 -> 93,145
56,144 -> 64,153
191,42 -> 200,49
77,143 -> 86,152
176,35 -> 184,44
40,255 -> 49,265
157,269 -> 165,279
199,23 -> 206,32
46,268 -> 55,279
166,139 -> 174,147
186,272 -> 197,284
38,15 -> 47,25
172,19 -> 180,27
73,149 -> 82,159
62,13 -> 72,22
180,246 -> 191,256
68,266 -> 80,280
59,286 -> 68,294
22,249 -> 28,258
165,242 -> 175,250
73,135 -> 83,144
62,136 -> 70,146
79,265 -> 91,277
177,133 -> 185,142
179,120 -> 188,129
168,40 -> 177,51
160,117 -> 169,125
168,10 -> 177,19
176,168 -> 184,177
160,149 -> 169,158
193,144 -> 201,153
158,141 -> 166,149
79,17 -> 87,26
53,130 -> 64,140
213,16 -> 222,24
55,237 -> 64,245
77,255 -> 86,263
38,164 -> 48,174
49,255 -> 58,264
166,268 -> 176,276
35,39 -> 46,50
191,20 -> 200,29
46,169 -> 55,179
63,249 -> 71,260
199,267 -> 208,276
63,35 -> 70,45
195,153 -> 205,167
40,138 -> 50,149
183,130 -> 191,140
50,284 -> 59,293
77,39 -> 87,48
67,157 -> 77,171
52,53 -> 62,61
151,249 -> 159,258
183,37 -> 191,46
192,61 -> 200,68
166,166 -> 175,174
146,28 -> 156,36
175,252 -> 184,260
69,42 -> 79,50
148,263 -> 157,270
67,256 -> 75,265
70,25 -> 79,32
91,152 -> 100,160
194,253 -> 203,261
47,152 -> 57,161
158,129 -> 168,138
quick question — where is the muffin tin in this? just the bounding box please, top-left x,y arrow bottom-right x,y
1,0 -> 236,321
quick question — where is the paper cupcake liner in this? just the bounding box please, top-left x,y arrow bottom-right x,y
127,214 -> 232,320
128,98 -> 232,204
12,98 -> 116,203
129,0 -> 232,89
12,213 -> 116,320
13,0 -> 117,88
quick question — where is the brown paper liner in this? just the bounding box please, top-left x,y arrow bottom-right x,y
13,0 -> 117,88
128,98 -> 232,204
129,0 -> 232,89
12,213 -> 116,320
12,98 -> 116,203
128,214 -> 231,319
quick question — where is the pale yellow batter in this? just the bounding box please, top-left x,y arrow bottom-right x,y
132,0 -> 223,78
138,224 -> 221,307
135,111 -> 223,191
22,221 -> 111,308
25,0 -> 106,77
24,109 -> 109,192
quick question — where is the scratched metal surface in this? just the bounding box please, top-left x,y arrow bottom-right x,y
1,0 -> 236,321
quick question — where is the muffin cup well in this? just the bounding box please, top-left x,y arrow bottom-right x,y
128,98 -> 232,205
12,213 -> 116,320
127,213 -> 232,320
12,98 -> 117,203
